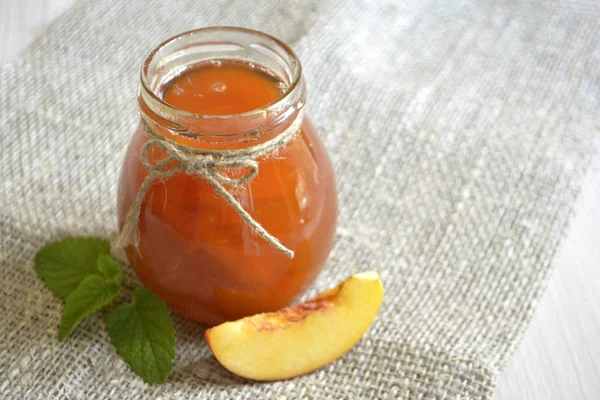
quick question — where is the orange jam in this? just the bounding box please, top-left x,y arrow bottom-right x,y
163,61 -> 283,115
117,34 -> 337,326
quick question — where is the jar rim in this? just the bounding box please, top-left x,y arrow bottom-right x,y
140,26 -> 303,122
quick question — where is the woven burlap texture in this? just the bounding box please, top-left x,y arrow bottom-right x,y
1,0 -> 598,399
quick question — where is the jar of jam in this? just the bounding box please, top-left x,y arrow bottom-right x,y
117,27 -> 338,325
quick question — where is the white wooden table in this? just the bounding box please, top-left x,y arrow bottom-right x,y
2,2 -> 599,398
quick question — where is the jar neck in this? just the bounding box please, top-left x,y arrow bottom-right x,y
138,27 -> 306,150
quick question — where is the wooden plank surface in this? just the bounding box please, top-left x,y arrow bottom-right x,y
495,158 -> 600,400
0,0 -> 72,62
1,1 -> 598,399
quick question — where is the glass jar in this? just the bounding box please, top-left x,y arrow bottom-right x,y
117,27 -> 338,325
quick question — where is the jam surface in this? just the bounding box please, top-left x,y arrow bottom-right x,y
118,60 -> 337,325
163,61 -> 283,115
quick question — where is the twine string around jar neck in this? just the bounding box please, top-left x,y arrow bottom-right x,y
115,109 -> 305,258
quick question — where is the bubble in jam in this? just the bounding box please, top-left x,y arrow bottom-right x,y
212,81 -> 227,92
277,81 -> 287,93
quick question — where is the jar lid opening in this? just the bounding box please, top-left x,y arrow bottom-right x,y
139,27 -> 305,139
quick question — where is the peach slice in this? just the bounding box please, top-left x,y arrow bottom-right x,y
204,271 -> 384,381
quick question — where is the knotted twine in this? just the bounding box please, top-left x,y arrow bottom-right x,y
115,110 -> 305,258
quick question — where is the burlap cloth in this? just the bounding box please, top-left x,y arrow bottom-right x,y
1,0 -> 598,398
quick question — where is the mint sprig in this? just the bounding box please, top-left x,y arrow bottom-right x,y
107,288 -> 176,384
59,274 -> 120,340
35,237 -> 110,299
34,237 -> 176,384
97,254 -> 122,282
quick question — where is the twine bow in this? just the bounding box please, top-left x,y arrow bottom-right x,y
116,111 -> 305,258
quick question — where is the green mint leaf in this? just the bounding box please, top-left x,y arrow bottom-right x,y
35,237 -> 111,299
106,287 -> 176,384
97,254 -> 122,283
59,274 -> 120,340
